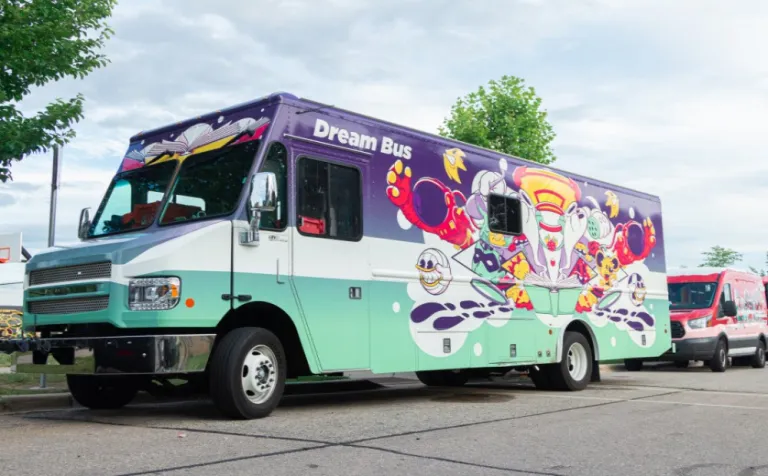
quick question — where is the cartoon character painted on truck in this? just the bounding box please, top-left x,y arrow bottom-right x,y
6,92 -> 671,420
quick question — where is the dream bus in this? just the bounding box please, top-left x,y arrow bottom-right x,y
1,92 -> 671,419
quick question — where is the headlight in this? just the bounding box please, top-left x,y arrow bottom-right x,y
687,316 -> 710,329
128,277 -> 180,311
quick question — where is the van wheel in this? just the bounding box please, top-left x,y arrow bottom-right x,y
415,369 -> 469,387
624,359 -> 643,371
209,327 -> 286,419
66,375 -> 139,410
751,341 -> 766,369
709,338 -> 728,373
546,331 -> 592,391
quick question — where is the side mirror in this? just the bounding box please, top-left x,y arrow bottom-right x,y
77,207 -> 91,240
723,300 -> 738,317
240,172 -> 277,246
249,172 -> 277,213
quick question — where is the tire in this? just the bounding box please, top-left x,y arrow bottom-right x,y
751,340 -> 766,369
624,359 -> 644,371
66,375 -> 139,410
674,360 -> 689,368
208,327 -> 287,419
546,331 -> 593,391
709,338 -> 728,373
415,369 -> 469,387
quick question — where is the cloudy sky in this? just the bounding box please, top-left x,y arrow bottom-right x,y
1,0 -> 767,270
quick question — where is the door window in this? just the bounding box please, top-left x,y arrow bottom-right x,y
719,283 -> 733,317
296,157 -> 362,241
257,142 -> 288,231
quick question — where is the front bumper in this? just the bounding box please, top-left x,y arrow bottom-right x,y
660,336 -> 719,361
0,334 -> 215,375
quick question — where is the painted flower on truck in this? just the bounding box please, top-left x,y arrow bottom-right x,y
386,150 -> 660,357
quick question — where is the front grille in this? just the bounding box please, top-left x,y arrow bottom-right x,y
29,262 -> 111,286
28,296 -> 109,315
671,321 -> 685,339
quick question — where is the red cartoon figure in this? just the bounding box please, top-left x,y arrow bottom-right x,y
386,159 -> 477,249
610,217 -> 656,266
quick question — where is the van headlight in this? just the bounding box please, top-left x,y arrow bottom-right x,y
688,316 -> 710,329
128,277 -> 181,311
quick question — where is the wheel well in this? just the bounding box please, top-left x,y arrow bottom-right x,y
563,319 -> 598,362
215,302 -> 311,379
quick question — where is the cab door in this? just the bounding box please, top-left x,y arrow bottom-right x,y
231,141 -> 297,323
290,149 -> 370,372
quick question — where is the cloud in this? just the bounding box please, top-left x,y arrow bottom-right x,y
2,0 -> 767,271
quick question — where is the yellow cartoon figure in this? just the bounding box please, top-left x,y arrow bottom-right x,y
443,148 -> 467,184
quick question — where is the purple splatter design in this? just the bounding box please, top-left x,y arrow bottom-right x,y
411,302 -> 446,323
460,300 -> 481,309
462,313 -> 470,318
434,316 -> 465,331
498,307 -> 513,313
626,320 -> 644,331
609,315 -> 622,322
635,312 -> 654,326
473,311 -> 492,318
445,303 -> 456,311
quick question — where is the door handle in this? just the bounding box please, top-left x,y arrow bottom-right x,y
221,294 -> 252,302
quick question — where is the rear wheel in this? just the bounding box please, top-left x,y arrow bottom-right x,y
66,375 -> 139,410
709,338 -> 728,372
543,331 -> 593,391
415,369 -> 469,387
751,340 -> 766,369
208,327 -> 287,419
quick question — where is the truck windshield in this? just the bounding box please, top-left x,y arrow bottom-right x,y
89,160 -> 177,238
158,140 -> 259,226
667,281 -> 718,310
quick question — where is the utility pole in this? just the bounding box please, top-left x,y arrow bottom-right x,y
39,145 -> 62,389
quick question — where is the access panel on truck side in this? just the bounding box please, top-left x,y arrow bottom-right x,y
289,145 -> 370,372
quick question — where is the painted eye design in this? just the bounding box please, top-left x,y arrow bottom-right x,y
419,259 -> 426,268
427,260 -> 434,269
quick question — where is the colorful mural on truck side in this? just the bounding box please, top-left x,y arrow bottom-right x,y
383,146 -> 662,358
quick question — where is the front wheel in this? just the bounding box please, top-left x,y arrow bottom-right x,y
709,338 -> 728,373
66,375 -> 139,410
751,341 -> 766,369
208,327 -> 287,419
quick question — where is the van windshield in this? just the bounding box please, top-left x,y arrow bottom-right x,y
668,281 -> 718,310
89,160 -> 177,238
157,139 -> 259,226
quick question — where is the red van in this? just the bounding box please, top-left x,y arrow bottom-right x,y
626,267 -> 768,372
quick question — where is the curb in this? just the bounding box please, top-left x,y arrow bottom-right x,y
0,392 -> 74,414
0,390 -> 173,415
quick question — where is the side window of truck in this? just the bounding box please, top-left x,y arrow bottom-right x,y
487,193 -> 523,235
257,142 -> 288,231
297,157 -> 362,241
719,283 -> 733,317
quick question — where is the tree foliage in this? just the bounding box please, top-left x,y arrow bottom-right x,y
0,0 -> 117,182
699,245 -> 743,268
438,75 -> 557,165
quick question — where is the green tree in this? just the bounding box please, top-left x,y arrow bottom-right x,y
699,245 -> 743,268
438,75 -> 557,165
0,0 -> 117,182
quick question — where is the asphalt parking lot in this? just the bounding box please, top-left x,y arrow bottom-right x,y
2,363 -> 768,476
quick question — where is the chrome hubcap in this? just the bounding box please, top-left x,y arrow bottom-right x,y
241,345 -> 278,404
567,342 -> 589,381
